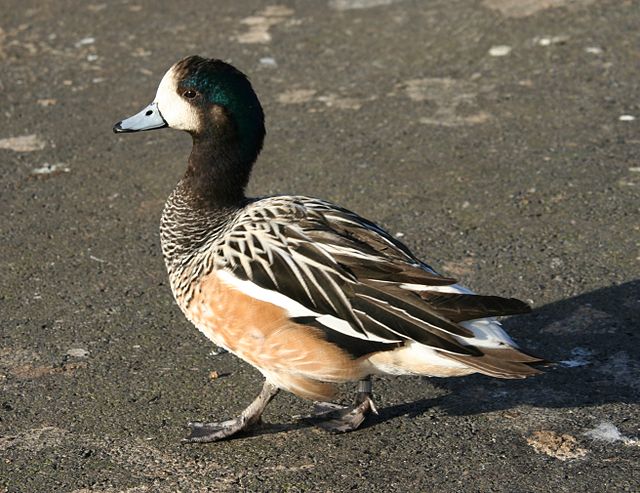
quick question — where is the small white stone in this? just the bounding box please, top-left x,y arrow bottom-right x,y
535,35 -> 569,47
395,232 -> 405,238
619,114 -> 635,122
585,46 -> 603,54
67,348 -> 89,358
75,37 -> 95,48
259,57 -> 277,67
31,163 -> 70,175
550,257 -> 563,269
87,54 -> 98,62
489,45 -> 511,57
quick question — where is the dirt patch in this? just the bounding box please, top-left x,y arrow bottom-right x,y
527,430 -> 588,460
396,78 -> 493,126
0,427 -> 68,452
0,134 -> 46,152
442,257 -> 475,277
277,89 -> 317,104
233,5 -> 294,44
8,362 -> 87,380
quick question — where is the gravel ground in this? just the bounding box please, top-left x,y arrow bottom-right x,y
1,0 -> 639,491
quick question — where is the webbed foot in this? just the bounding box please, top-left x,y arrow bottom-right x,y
310,378 -> 377,433
183,416 -> 253,443
312,395 -> 378,433
182,381 -> 278,443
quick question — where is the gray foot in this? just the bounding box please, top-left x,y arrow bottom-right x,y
313,395 -> 378,433
184,416 -> 252,443
182,381 -> 278,443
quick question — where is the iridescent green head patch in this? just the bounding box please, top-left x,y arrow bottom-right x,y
176,56 -> 265,159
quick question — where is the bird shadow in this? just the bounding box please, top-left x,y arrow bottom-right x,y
368,280 -> 640,424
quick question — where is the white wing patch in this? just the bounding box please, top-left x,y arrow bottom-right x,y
399,282 -> 472,294
459,318 -> 516,349
400,281 -> 517,349
216,269 -> 394,343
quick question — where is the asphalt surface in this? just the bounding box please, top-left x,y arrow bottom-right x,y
1,0 -> 639,491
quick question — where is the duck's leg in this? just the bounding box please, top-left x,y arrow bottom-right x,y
183,381 -> 279,443
313,377 -> 378,433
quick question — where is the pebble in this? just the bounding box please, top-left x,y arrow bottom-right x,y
259,57 -> 277,67
619,115 -> 635,122
31,163 -> 70,175
535,35 -> 569,46
488,45 -> 511,57
75,37 -> 95,48
67,348 -> 90,358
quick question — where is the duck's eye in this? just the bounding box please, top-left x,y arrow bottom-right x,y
183,90 -> 197,99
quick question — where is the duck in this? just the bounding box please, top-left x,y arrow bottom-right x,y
113,55 -> 545,443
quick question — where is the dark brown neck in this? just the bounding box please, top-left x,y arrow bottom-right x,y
183,128 -> 255,209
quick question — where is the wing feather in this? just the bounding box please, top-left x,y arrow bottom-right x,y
211,197 -> 531,359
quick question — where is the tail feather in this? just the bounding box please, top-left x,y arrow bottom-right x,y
418,292 -> 531,323
445,345 -> 547,379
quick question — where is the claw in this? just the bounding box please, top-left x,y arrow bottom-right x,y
367,397 -> 379,415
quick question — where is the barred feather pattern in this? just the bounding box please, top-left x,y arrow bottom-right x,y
160,187 -> 535,360
160,181 -> 236,307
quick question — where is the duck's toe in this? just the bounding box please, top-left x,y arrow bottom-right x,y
183,416 -> 252,443
310,396 -> 378,433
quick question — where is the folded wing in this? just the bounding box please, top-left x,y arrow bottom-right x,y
214,196 -> 544,377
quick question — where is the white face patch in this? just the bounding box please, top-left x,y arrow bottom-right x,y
154,65 -> 200,132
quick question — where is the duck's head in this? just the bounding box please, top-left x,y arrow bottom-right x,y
114,56 -> 265,163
